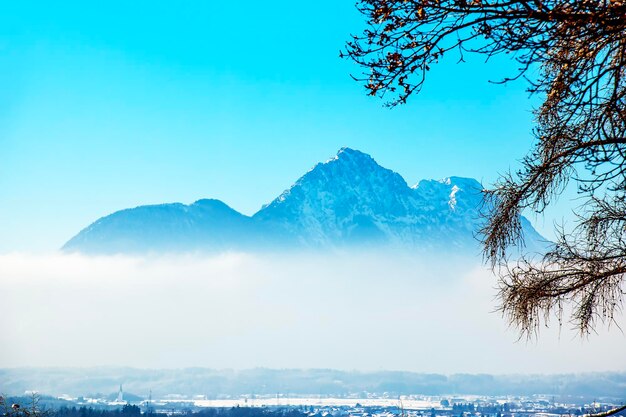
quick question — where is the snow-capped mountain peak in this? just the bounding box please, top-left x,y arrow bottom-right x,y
63,148 -> 547,254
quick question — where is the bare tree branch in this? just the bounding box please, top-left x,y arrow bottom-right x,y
343,0 -> 626,338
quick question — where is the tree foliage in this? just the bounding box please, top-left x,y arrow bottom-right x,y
343,0 -> 626,337
1,393 -> 53,417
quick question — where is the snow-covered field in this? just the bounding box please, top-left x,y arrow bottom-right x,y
187,398 -> 441,409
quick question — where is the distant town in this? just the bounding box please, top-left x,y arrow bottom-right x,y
8,386 -> 624,417
3,369 -> 625,417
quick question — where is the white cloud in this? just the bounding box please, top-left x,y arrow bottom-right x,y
0,251 -> 623,373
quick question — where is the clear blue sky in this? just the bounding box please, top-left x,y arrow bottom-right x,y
0,1 -> 572,251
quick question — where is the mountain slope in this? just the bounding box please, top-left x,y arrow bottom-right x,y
63,199 -> 263,254
254,148 -> 427,245
63,148 -> 548,254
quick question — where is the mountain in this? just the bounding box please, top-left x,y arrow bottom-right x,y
64,199 -> 264,253
255,148 -> 426,245
63,148 -> 547,254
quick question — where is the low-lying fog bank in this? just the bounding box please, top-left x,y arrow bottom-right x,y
0,251 -> 623,375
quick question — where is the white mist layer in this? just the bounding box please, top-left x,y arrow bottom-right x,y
0,251 -> 623,373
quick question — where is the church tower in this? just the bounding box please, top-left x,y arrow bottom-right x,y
117,384 -> 123,403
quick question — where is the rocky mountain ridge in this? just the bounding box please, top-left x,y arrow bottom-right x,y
63,148 -> 546,254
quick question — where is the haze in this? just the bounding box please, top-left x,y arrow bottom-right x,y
1,250 -> 623,373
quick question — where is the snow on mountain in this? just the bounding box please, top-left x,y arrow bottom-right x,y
254,147 -> 427,245
63,148 -> 547,254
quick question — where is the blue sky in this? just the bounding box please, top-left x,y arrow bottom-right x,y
0,1 -> 572,251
